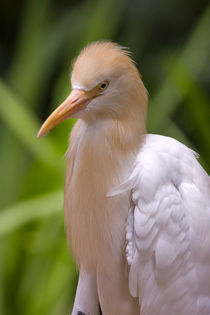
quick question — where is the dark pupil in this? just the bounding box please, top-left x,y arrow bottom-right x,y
101,83 -> 106,89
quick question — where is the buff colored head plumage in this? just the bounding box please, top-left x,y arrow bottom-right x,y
38,41 -> 147,137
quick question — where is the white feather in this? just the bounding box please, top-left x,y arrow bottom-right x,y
123,134 -> 210,315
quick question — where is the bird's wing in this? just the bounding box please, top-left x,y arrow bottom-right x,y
113,134 -> 210,315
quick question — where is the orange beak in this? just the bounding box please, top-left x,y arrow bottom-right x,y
37,89 -> 94,137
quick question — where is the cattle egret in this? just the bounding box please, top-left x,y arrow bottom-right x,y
38,42 -> 210,315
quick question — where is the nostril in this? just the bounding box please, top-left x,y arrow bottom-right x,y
71,97 -> 79,104
77,311 -> 86,315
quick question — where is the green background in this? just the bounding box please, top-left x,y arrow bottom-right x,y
0,0 -> 210,314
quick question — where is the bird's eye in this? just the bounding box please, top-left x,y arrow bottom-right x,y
99,81 -> 109,91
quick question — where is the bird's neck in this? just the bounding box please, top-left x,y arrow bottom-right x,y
83,103 -> 147,155
65,108 -> 146,270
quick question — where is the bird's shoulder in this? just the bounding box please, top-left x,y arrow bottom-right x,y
110,134 -> 209,198
131,134 -> 209,198
136,134 -> 198,186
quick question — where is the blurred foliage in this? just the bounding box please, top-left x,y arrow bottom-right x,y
0,0 -> 210,314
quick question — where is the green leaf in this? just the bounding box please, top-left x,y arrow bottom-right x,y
148,6 -> 210,132
0,190 -> 63,236
0,80 -> 64,176
167,58 -> 210,155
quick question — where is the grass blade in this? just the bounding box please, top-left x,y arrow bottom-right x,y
0,190 -> 63,236
0,80 -> 64,175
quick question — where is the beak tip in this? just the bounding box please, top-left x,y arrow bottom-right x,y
37,128 -> 45,138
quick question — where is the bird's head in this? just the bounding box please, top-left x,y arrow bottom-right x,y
38,41 -> 147,137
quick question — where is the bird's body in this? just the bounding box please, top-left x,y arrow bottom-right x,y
38,42 -> 210,315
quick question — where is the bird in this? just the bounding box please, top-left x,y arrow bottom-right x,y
38,41 -> 210,315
